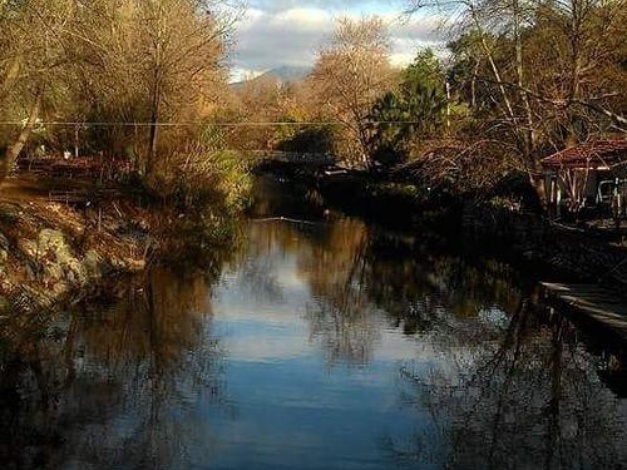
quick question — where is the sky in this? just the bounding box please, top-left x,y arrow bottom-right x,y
229,0 -> 446,81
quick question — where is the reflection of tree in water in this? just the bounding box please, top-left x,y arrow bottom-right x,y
295,216 -> 523,366
232,223 -> 287,303
240,254 -> 284,303
306,291 -> 381,367
299,218 -> 381,367
363,231 -> 522,335
246,180 -> 527,366
223,220 -> 337,304
0,266 -> 229,468
283,214 -> 627,466
389,294 -> 627,469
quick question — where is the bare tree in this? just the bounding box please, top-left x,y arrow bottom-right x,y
0,0 -> 238,186
73,0 -> 235,176
0,0 -> 77,184
311,16 -> 395,169
406,0 -> 627,199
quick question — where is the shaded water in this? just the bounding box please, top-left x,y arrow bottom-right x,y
2,178 -> 627,469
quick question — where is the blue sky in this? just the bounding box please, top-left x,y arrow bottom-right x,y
230,0 -> 445,80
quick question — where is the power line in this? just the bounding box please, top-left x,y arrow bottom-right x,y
0,120 -> 434,127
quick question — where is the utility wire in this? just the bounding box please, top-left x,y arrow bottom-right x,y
0,120 -> 434,127
252,217 -> 324,226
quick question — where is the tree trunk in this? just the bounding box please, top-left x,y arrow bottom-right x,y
513,0 -> 535,158
0,92 -> 43,186
0,56 -> 21,103
147,76 -> 161,177
529,169 -> 547,211
471,9 -> 514,120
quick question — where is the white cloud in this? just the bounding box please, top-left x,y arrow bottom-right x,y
271,8 -> 333,30
229,67 -> 266,83
238,7 -> 265,29
229,2 -> 445,76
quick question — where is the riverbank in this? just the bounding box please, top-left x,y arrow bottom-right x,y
1,151 -> 253,314
5,183 -> 627,470
0,194 -> 149,315
462,204 -> 627,288
258,162 -> 627,291
254,161 -> 462,230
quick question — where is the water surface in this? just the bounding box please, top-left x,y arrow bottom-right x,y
2,180 -> 627,469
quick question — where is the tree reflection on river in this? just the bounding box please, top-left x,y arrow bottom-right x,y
1,179 -> 627,468
0,268 -> 227,468
390,296 -> 627,469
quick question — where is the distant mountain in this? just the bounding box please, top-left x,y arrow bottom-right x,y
263,65 -> 311,83
231,65 -> 311,89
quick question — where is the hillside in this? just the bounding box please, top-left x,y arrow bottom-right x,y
231,65 -> 311,88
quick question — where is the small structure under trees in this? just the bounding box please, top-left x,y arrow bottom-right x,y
541,140 -> 627,217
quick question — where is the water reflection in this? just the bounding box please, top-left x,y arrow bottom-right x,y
391,295 -> 627,469
236,195 -> 627,468
300,219 -> 381,367
1,178 -> 627,468
0,268 -> 225,468
292,215 -> 522,367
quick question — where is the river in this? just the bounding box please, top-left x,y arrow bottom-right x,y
1,178 -> 627,469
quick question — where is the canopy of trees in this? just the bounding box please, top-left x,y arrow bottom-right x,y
0,0 -> 234,185
225,7 -> 627,203
3,2 -> 626,205
407,0 -> 627,196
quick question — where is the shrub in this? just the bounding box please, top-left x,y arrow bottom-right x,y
150,145 -> 252,215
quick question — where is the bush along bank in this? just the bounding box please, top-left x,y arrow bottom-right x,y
462,204 -> 627,289
0,149 -> 253,315
255,162 -> 464,232
322,173 -> 627,288
263,162 -> 627,290
316,172 -> 463,231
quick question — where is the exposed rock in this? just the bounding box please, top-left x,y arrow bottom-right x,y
0,199 -> 150,313
10,285 -> 55,314
82,249 -> 104,279
0,231 -> 8,275
19,229 -> 85,294
0,191 -> 164,316
9,228 -> 116,301
0,231 -> 8,250
0,296 -> 8,313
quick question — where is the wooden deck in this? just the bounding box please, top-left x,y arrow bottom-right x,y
541,282 -> 627,341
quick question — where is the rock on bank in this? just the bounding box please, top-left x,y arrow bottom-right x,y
0,200 -> 147,314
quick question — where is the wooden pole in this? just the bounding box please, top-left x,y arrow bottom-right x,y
74,124 -> 79,158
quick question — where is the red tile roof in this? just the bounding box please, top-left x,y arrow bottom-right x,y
541,140 -> 627,169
